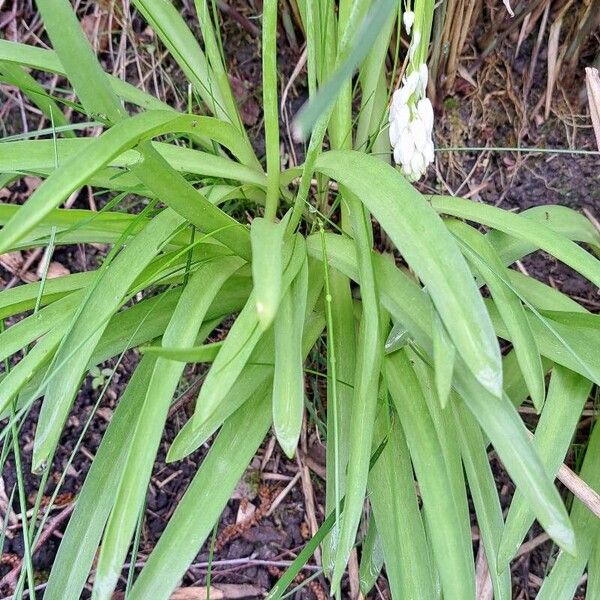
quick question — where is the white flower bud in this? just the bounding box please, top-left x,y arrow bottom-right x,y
417,97 -> 434,135
410,151 -> 426,177
389,119 -> 401,147
409,31 -> 421,61
403,11 -> 415,34
394,129 -> 415,167
409,118 -> 427,151
399,71 -> 420,104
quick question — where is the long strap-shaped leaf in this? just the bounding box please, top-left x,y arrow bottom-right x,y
0,40 -> 174,111
331,188 -> 384,590
127,390 -> 273,600
35,0 -> 126,123
43,356 -> 156,600
368,404 -> 436,599
167,309 -> 325,462
193,236 -> 306,426
0,111 -> 254,258
132,0 -> 242,132
314,150 -> 503,398
306,233 -> 577,555
498,366 -> 593,568
448,220 -> 546,411
33,209 -> 185,471
0,61 -> 72,132
92,256 -> 244,599
432,195 -> 600,288
0,139 -> 266,188
489,204 -> 600,263
536,420 -> 600,600
273,257 -> 308,457
385,350 -> 476,599
451,400 -> 512,600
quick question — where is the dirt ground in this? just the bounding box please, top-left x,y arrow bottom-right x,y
0,1 -> 599,598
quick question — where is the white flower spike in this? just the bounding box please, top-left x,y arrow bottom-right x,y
388,64 -> 435,181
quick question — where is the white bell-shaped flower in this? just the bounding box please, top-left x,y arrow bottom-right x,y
417,97 -> 434,134
403,11 -> 415,34
388,62 -> 435,181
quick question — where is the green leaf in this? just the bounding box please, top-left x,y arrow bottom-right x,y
127,392 -> 273,600
168,308 -> 325,463
488,204 -> 600,264
432,195 -> 600,288
93,256 -> 243,599
0,61 -> 72,131
44,356 -> 156,600
357,513 -> 384,595
251,216 -> 286,329
498,366 -> 593,569
448,220 -> 546,411
367,402 -> 435,599
432,307 -> 455,409
537,420 -> 600,600
315,151 -> 502,398
0,111 -> 255,256
141,342 -> 222,363
0,332 -> 61,415
322,268 -> 356,576
0,293 -> 78,363
451,400 -> 512,600
505,269 -> 586,313
306,232 -> 576,556
293,0 -> 397,139
0,271 -> 92,319
331,189 -> 384,590
485,301 -> 600,385
192,235 -> 305,427
0,139 -> 266,189
0,40 -> 171,112
261,0 -> 281,219
385,350 -> 476,599
33,209 -> 185,472
132,0 -> 242,131
273,256 -> 308,458
35,0 -> 126,123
